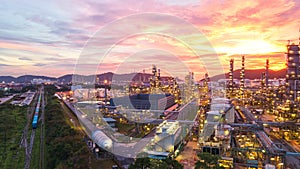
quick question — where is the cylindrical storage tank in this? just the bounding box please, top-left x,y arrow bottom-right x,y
265,164 -> 275,169
91,130 -> 113,150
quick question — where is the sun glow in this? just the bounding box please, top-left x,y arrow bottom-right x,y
216,40 -> 283,55
271,64 -> 287,71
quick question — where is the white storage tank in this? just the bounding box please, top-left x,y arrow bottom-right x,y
265,164 -> 275,169
92,130 -> 113,150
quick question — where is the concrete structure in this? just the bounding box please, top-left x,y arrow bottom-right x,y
145,121 -> 183,157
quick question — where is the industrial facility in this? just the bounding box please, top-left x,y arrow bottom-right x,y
59,39 -> 300,168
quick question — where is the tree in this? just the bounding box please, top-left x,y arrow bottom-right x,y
164,158 -> 183,169
21,85 -> 37,93
0,90 -> 4,97
129,157 -> 183,169
45,91 -> 90,169
129,158 -> 151,169
194,153 -> 224,169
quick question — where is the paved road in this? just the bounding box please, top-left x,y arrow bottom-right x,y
59,101 -> 85,135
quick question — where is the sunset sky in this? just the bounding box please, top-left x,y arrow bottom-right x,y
1,0 -> 300,79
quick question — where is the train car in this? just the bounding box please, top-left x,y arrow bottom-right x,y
32,115 -> 38,128
32,93 -> 42,129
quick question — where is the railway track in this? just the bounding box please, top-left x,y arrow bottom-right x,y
24,86 -> 44,169
39,87 -> 45,169
39,123 -> 45,169
24,91 -> 39,169
24,129 -> 35,169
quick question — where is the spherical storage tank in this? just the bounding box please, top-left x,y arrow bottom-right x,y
91,130 -> 113,150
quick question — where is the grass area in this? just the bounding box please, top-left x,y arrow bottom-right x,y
45,97 -> 88,169
0,103 -> 27,169
90,159 -> 116,169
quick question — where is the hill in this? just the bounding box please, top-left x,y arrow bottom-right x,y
211,68 -> 286,80
0,68 -> 287,83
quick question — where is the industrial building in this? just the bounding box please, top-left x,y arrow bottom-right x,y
110,93 -> 175,110
286,43 -> 300,100
63,45 -> 300,169
144,121 -> 185,159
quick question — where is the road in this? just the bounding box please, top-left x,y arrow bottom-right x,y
59,101 -> 85,135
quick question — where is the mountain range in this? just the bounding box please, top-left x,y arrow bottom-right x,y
210,68 -> 286,80
0,68 -> 287,83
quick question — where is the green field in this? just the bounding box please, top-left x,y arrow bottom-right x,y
0,103 -> 27,169
0,85 -> 118,169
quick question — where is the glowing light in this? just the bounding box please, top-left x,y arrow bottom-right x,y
217,39 -> 283,55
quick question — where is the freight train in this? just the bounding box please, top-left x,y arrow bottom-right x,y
32,92 -> 42,129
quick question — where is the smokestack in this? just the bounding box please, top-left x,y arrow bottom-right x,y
266,59 -> 269,87
192,72 -> 194,81
204,73 -> 209,87
152,65 -> 156,76
158,69 -> 160,78
229,59 -> 234,92
261,72 -> 266,89
240,56 -> 245,90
